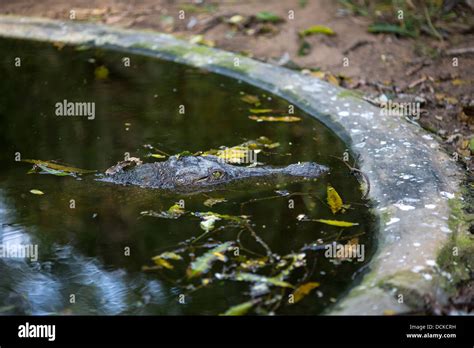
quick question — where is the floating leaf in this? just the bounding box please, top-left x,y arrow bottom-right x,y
30,189 -> 44,195
368,23 -> 415,37
292,282 -> 320,303
315,219 -> 359,227
204,197 -> 227,207
187,242 -> 233,278
94,65 -> 109,80
248,115 -> 301,122
299,25 -> 335,37
221,301 -> 255,316
327,185 -> 343,214
23,159 -> 96,174
150,154 -> 166,159
469,138 -> 474,153
152,257 -> 174,270
255,11 -> 283,23
34,164 -> 73,177
241,94 -> 261,106
249,108 -> 274,114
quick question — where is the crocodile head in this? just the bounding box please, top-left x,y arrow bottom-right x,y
102,155 -> 329,193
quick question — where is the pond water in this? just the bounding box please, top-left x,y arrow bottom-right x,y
0,38 -> 375,315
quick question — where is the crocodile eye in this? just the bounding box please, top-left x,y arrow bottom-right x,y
211,170 -> 223,179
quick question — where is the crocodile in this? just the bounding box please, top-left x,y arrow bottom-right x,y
99,155 -> 329,193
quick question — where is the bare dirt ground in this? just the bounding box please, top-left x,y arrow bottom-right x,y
1,0 -> 473,172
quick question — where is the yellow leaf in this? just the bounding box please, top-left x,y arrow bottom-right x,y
327,185 -> 343,214
445,97 -> 458,104
451,79 -> 466,86
221,301 -> 255,316
249,108 -> 274,114
311,71 -> 326,79
248,115 -> 301,122
292,282 -> 320,303
241,94 -> 261,106
152,257 -> 174,270
150,154 -> 166,159
212,252 -> 227,262
203,197 -> 227,207
30,189 -> 44,195
327,74 -> 339,86
315,219 -> 359,227
94,65 -> 109,80
189,35 -> 215,47
299,25 -> 335,37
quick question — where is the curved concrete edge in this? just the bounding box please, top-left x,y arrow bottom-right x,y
0,15 -> 466,315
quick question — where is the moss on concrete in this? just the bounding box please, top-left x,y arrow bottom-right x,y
436,196 -> 474,292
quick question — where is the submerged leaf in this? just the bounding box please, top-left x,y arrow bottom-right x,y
248,115 -> 301,122
187,242 -> 233,278
30,189 -> 44,195
299,25 -> 335,37
292,282 -> 320,303
315,219 -> 358,227
241,94 -> 261,106
232,272 -> 294,288
327,185 -> 343,214
221,301 -> 255,316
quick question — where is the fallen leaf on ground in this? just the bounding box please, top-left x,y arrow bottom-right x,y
299,25 -> 335,37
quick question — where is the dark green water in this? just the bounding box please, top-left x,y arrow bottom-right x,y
0,38 -> 375,315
